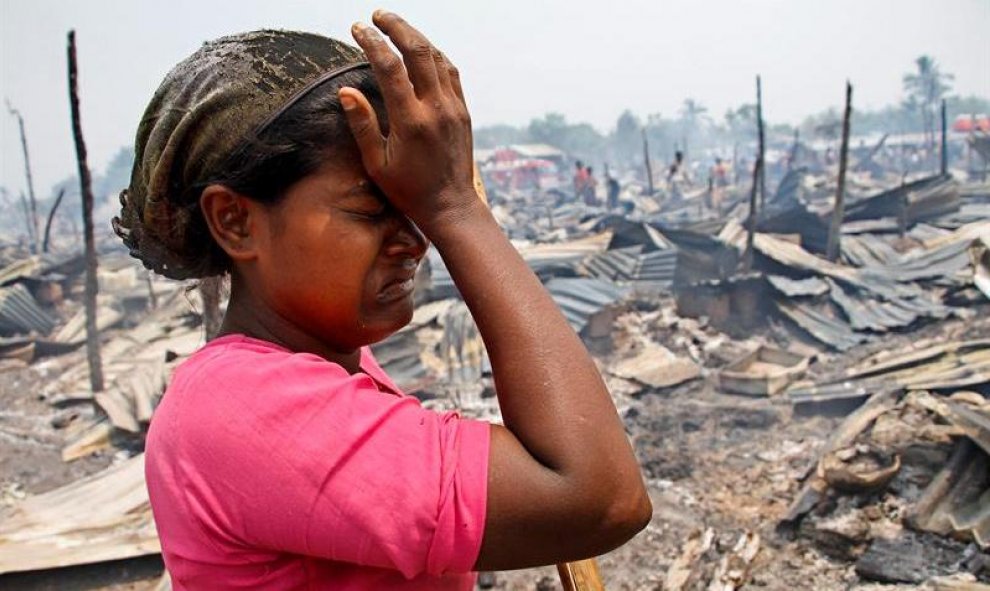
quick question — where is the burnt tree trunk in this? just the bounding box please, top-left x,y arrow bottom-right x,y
826,81 -> 853,262
6,103 -> 40,252
42,188 -> 66,253
68,30 -> 104,392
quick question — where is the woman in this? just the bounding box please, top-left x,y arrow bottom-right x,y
115,10 -> 651,589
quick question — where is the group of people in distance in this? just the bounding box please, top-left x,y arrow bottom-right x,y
573,160 -> 622,209
573,160 -> 599,205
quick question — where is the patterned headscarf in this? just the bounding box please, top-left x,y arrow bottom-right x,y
114,30 -> 367,279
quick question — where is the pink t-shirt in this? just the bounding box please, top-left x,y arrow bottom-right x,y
145,334 -> 490,590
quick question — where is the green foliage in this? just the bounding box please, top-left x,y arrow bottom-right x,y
524,112 -> 606,164
474,124 -> 526,149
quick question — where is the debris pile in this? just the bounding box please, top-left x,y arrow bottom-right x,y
1,162 -> 988,589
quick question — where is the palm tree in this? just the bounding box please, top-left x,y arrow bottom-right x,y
903,55 -> 953,154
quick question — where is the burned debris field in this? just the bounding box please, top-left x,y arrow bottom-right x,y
1,8 -> 989,586
2,148 -> 989,589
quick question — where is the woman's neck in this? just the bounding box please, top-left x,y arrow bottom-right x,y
218,275 -> 363,374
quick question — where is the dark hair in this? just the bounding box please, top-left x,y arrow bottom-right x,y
161,68 -> 384,278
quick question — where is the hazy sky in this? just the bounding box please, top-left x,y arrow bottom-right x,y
1,0 -> 988,197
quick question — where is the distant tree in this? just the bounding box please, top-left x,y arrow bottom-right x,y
613,110 -> 642,165
94,146 -> 134,201
643,113 -> 675,165
527,112 -> 569,146
947,95 -> 990,123
902,55 -> 953,152
526,112 -> 605,164
725,104 -> 757,144
678,98 -> 709,157
473,123 -> 526,149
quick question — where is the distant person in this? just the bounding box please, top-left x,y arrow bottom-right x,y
711,157 -> 728,212
605,165 -> 621,210
583,166 -> 598,205
667,151 -> 690,201
573,160 -> 588,200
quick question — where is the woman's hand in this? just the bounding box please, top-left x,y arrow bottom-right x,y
340,11 -> 479,234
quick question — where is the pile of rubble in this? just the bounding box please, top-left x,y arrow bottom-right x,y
0,166 -> 988,589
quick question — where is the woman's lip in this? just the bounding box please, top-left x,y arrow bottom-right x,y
377,277 -> 415,302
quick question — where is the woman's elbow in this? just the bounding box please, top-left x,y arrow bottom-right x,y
598,483 -> 653,548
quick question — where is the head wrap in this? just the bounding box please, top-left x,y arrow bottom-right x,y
114,30 -> 368,279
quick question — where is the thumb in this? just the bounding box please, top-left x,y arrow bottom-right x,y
339,87 -> 386,173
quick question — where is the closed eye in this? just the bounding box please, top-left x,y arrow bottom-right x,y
342,181 -> 390,220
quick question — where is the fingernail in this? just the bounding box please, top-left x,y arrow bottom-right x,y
372,9 -> 386,20
339,92 -> 357,111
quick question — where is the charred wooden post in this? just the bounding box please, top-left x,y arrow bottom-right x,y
743,155 -> 763,272
756,75 -> 766,209
940,99 -> 948,176
17,191 -> 33,246
642,129 -> 655,196
732,142 -> 739,185
787,129 -> 799,171
6,102 -> 40,252
145,271 -> 158,310
826,81 -> 853,263
68,30 -> 104,392
41,188 -> 66,253
200,276 -> 223,342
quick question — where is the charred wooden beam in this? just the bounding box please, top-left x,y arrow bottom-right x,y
68,30 -> 104,392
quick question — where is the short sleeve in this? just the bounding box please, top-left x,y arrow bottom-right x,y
168,342 -> 490,579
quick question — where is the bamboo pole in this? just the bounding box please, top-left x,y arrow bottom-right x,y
68,30 -> 104,393
826,81 -> 853,263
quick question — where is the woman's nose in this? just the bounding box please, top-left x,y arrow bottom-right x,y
384,214 -> 428,258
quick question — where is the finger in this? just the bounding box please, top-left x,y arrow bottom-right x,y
339,87 -> 387,174
441,52 -> 466,103
371,10 -> 440,98
350,22 -> 415,114
433,50 -> 452,95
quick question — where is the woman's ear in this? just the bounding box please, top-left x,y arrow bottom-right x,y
200,185 -> 261,263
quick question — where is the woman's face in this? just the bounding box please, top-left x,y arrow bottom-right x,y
250,150 -> 428,353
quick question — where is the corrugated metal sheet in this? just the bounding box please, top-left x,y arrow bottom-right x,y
545,277 -> 629,334
827,278 -> 950,333
583,246 -> 642,281
370,329 -> 431,393
767,275 -> 829,297
775,299 -> 866,351
788,339 -> 990,400
841,234 -> 902,268
582,246 -> 678,288
845,174 -> 960,226
0,284 -> 55,336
